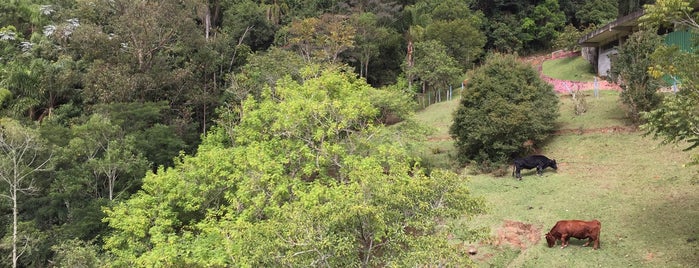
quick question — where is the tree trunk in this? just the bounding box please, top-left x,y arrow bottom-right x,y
0,122 -> 49,268
364,60 -> 369,80
205,6 -> 211,41
108,168 -> 118,201
12,184 -> 17,268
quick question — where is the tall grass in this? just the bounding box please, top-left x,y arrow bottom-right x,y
414,90 -> 699,267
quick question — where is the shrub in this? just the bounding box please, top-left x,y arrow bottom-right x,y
572,89 -> 588,115
608,30 -> 663,123
449,53 -> 559,167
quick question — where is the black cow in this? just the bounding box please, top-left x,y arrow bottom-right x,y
512,155 -> 557,180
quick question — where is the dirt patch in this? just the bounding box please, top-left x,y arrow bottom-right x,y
644,252 -> 656,262
493,220 -> 541,250
427,136 -> 452,142
426,126 -> 636,141
554,126 -> 637,135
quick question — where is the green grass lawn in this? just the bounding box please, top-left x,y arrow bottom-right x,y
414,90 -> 699,267
542,56 -> 596,82
557,90 -> 632,130
412,98 -> 462,170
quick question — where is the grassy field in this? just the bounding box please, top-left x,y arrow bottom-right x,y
542,56 -> 596,82
414,90 -> 699,267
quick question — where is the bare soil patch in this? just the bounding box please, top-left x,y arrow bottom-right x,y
554,126 -> 637,135
427,126 -> 637,141
645,252 -> 656,262
427,136 -> 452,142
493,220 -> 541,250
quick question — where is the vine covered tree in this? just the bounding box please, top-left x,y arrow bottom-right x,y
450,53 -> 559,168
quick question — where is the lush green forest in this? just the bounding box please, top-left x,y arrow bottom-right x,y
0,0 -> 666,266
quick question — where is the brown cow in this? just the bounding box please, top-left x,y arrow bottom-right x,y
545,219 -> 601,250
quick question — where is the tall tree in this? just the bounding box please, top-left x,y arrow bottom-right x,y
104,69 -> 484,266
619,0 -> 654,16
0,119 -> 51,268
66,114 -> 150,201
608,30 -> 663,122
280,14 -> 356,64
74,0 -> 227,139
221,0 -> 276,51
520,0 -> 566,49
640,0 -> 699,154
424,18 -> 485,68
10,111 -> 153,266
576,0 -> 619,27
553,24 -> 597,51
485,15 -> 524,53
1,55 -> 81,122
406,0 -> 486,67
228,47 -> 306,103
349,12 -> 393,79
403,40 -> 462,94
0,2 -> 81,122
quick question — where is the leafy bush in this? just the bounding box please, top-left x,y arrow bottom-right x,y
449,53 -> 559,167
608,30 -> 663,123
572,89 -> 588,115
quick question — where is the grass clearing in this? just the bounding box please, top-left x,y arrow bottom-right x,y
414,90 -> 699,267
542,56 -> 596,82
556,90 -> 632,131
413,98 -> 461,170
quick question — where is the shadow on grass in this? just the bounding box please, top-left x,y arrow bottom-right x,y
623,189 -> 699,265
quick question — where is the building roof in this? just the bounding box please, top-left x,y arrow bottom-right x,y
578,10 -> 645,47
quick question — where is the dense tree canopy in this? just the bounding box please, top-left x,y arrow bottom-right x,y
619,0 -> 655,16
576,0 -> 619,26
0,0 -> 642,266
104,69 -> 484,266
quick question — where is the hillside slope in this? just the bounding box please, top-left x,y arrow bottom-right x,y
414,90 -> 699,267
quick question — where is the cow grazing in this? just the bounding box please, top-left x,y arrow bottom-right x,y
545,220 -> 601,250
512,155 -> 557,180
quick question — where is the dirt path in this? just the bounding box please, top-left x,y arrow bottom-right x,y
525,51 -> 621,94
427,125 -> 637,142
554,126 -> 636,135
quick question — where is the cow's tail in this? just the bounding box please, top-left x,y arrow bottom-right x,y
512,164 -> 515,177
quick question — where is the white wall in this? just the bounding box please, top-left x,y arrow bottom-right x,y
598,48 -> 617,78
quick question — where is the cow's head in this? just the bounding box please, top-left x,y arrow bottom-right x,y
545,232 -> 555,247
548,159 -> 558,170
